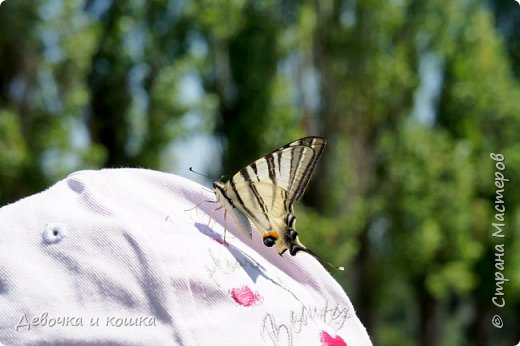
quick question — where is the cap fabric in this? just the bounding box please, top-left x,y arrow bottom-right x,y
0,168 -> 372,345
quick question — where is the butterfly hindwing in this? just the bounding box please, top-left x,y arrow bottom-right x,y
219,180 -> 287,236
228,205 -> 253,239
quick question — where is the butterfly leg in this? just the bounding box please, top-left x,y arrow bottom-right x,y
207,207 -> 215,229
223,209 -> 228,245
184,202 -> 202,212
207,205 -> 222,230
185,199 -> 219,212
185,187 -> 219,212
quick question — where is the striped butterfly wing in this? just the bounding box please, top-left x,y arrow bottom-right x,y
232,136 -> 326,207
214,136 -> 344,269
225,180 -> 289,235
218,136 -> 326,255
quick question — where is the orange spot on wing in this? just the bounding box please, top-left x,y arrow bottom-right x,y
263,230 -> 279,240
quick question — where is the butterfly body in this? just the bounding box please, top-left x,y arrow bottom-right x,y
213,136 -> 326,258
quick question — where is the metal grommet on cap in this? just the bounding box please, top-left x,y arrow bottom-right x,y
42,223 -> 68,244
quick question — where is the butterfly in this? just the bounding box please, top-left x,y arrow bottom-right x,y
213,136 -> 343,270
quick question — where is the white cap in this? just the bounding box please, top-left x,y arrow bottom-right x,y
0,168 -> 372,345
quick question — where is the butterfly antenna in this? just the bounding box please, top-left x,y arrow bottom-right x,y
189,167 -> 213,179
301,247 -> 345,271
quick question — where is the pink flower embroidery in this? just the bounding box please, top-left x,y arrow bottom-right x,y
231,286 -> 262,307
320,330 -> 347,346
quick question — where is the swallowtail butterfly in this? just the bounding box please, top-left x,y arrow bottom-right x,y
213,136 -> 343,270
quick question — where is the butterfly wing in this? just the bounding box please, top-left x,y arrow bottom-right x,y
232,136 -> 326,206
228,180 -> 288,231
214,136 -> 326,255
213,181 -> 254,238
225,180 -> 297,255
228,205 -> 253,238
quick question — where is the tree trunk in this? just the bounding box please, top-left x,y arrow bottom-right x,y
419,286 -> 441,346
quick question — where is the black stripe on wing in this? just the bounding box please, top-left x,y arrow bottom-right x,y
229,180 -> 262,225
287,137 -> 326,201
231,136 -> 326,205
240,169 -> 270,217
266,154 -> 277,185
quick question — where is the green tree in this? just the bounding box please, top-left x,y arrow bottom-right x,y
0,1 -> 100,205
